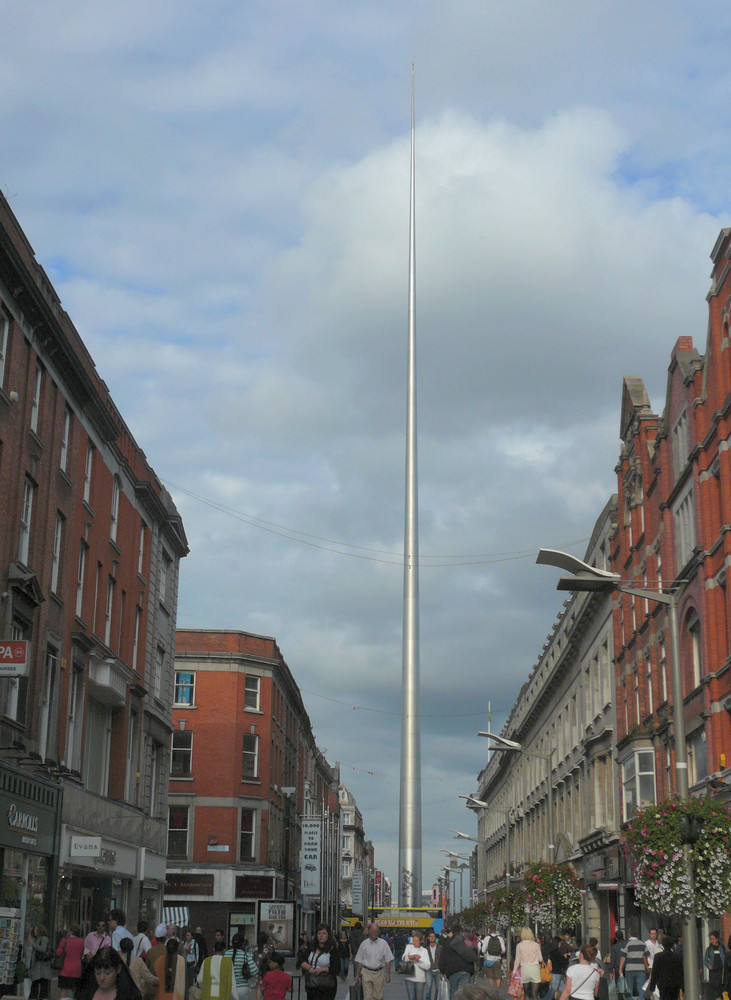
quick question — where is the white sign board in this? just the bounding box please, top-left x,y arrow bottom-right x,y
301,818 -> 321,895
351,869 -> 363,912
70,835 -> 102,857
0,641 -> 29,677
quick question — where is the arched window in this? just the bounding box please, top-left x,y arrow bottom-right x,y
682,609 -> 703,693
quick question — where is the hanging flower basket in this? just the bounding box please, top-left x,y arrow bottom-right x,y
483,886 -> 526,931
625,797 -> 731,918
524,861 -> 581,929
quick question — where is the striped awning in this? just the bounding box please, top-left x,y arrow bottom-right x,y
163,906 -> 190,927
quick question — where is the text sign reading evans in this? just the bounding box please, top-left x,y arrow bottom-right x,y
0,642 -> 29,677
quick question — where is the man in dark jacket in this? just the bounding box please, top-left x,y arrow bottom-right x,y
439,925 -> 478,996
649,936 -> 683,1000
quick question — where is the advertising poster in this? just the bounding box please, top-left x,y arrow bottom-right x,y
258,901 -> 294,952
300,819 -> 321,895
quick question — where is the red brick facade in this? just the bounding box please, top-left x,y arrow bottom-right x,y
613,230 -> 731,834
168,629 -> 340,943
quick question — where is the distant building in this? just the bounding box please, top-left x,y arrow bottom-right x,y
167,629 -> 340,945
0,189 -> 187,940
474,500 -> 618,949
339,783 -> 367,917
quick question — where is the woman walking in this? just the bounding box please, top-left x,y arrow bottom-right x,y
558,946 -> 601,1000
301,924 -> 340,1000
119,938 -> 159,999
402,931 -> 430,1000
225,935 -> 258,1000
703,932 -> 727,1000
513,928 -> 544,1000
28,925 -> 52,1000
76,946 -> 142,1000
56,924 -> 85,999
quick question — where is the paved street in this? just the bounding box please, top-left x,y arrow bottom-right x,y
284,963 -> 511,1000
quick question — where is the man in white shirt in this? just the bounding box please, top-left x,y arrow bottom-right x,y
354,923 -> 394,1000
108,908 -> 134,951
644,929 -> 662,973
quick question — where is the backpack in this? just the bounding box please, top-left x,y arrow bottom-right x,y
487,936 -> 502,957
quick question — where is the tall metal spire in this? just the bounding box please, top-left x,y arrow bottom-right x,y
398,65 -> 422,907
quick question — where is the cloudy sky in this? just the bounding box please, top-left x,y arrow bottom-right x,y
2,0 -> 730,903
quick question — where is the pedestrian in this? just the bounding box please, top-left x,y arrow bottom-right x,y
84,920 -> 111,966
394,933 -> 409,973
296,935 -> 311,971
703,931 -> 727,1000
76,946 -> 142,1000
184,930 -> 200,990
354,922 -> 393,1000
337,930 -> 351,993
256,953 -> 291,1000
649,936 -> 683,1000
133,924 -> 152,962
109,911 -> 135,952
548,936 -> 568,1000
28,925 -> 52,1000
423,929 -> 442,1000
608,932 -> 624,998
480,930 -> 505,991
302,924 -> 341,1000
513,928 -> 544,1000
154,938 -> 186,1000
198,942 -> 235,1000
56,924 -> 85,999
119,938 -> 159,1000
225,934 -> 258,1000
644,931 -> 661,976
402,931 -> 430,1000
619,927 -> 646,1000
558,946 -> 601,1000
439,925 -> 478,997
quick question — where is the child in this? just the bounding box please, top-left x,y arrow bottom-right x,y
257,953 -> 291,1000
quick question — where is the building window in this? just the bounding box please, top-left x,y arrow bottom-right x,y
30,366 -> 42,434
132,607 -> 141,671
242,734 -> 258,779
0,312 -> 8,388
239,807 -> 255,860
671,410 -> 689,480
66,659 -> 85,771
18,479 -> 34,565
83,442 -> 94,505
75,542 -> 87,618
126,708 -> 140,805
50,513 -> 64,594
104,577 -> 115,647
110,476 -> 120,543
687,729 -> 707,787
673,482 -> 696,570
622,749 -> 656,820
138,522 -> 146,575
59,408 -> 71,472
167,805 -> 189,857
687,612 -> 703,690
84,697 -> 112,795
174,671 -> 195,706
160,550 -> 172,605
245,675 -> 260,711
38,647 -> 59,761
171,731 -> 193,776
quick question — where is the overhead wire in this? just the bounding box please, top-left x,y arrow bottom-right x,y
163,478 -> 588,567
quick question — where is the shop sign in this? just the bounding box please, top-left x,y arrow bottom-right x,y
165,873 -> 215,896
0,642 -> 29,677
1,799 -> 54,853
70,835 -> 101,857
235,875 -> 274,899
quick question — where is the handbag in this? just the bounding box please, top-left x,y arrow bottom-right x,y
438,978 -> 450,1000
397,961 -> 415,975
51,943 -> 66,972
306,973 -> 336,992
616,976 -> 629,995
541,964 -> 552,984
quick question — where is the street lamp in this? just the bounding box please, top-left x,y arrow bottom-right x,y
460,793 -> 514,974
440,866 -> 458,915
536,547 -> 699,1000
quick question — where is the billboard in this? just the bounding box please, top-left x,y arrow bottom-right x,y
301,818 -> 321,896
259,901 -> 294,952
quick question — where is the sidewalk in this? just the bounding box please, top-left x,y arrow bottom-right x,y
282,962 -> 511,1000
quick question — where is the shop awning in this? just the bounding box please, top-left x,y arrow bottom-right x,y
163,906 -> 190,928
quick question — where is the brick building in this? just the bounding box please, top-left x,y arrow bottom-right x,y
0,190 -> 188,945
613,230 -> 731,929
166,629 -> 340,946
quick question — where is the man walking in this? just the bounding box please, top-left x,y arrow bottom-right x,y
620,926 -> 647,999
353,923 -> 393,1000
439,925 -> 478,997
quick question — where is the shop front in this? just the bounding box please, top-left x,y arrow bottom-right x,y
0,763 -> 62,995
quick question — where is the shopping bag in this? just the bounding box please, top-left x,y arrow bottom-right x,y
616,976 -> 629,996
508,970 -> 524,1000
438,977 -> 450,1000
350,981 -> 364,1000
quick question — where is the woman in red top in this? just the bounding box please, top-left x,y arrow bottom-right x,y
57,924 -> 86,998
257,953 -> 291,1000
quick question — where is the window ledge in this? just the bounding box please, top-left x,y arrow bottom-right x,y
110,539 -> 122,557
58,469 -> 73,488
170,775 -> 194,782
241,779 -> 262,786
244,708 -> 264,716
174,704 -> 197,710
82,500 -> 95,518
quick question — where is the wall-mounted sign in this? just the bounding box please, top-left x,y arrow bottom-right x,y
0,642 -> 29,677
70,836 -> 101,857
301,819 -> 321,896
258,901 -> 294,952
235,875 -> 274,899
165,873 -> 215,896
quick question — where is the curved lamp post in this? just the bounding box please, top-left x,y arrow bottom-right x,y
536,547 -> 699,1000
